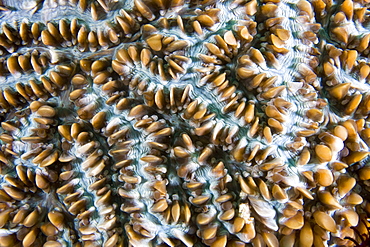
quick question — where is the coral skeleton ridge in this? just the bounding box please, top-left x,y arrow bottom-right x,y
0,0 -> 369,246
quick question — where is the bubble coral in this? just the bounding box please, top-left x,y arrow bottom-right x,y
0,0 -> 369,246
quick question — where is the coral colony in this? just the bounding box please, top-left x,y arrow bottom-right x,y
0,0 -> 369,246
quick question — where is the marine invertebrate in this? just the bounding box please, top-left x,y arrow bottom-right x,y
0,0 -> 369,246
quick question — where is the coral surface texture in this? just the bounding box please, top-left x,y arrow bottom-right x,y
0,0 -> 369,246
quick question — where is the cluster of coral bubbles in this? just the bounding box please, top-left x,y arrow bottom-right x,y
0,0 -> 369,246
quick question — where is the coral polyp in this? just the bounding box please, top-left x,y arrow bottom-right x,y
0,0 -> 369,246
